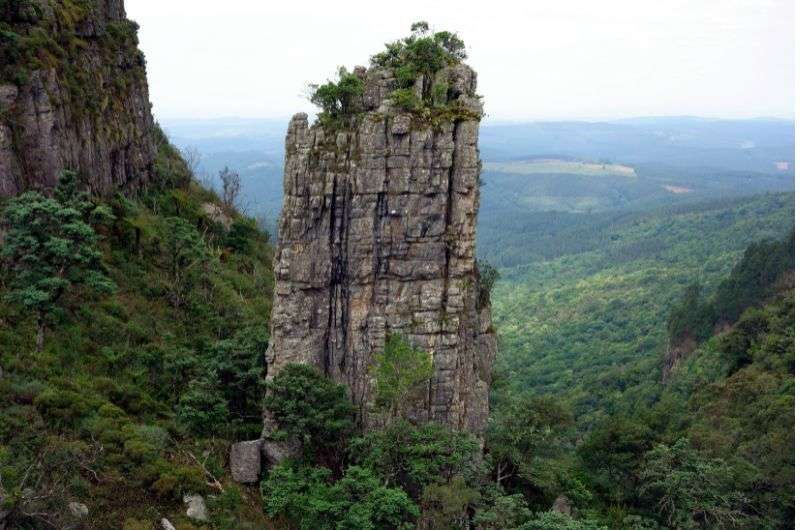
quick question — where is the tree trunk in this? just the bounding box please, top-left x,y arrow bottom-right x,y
36,314 -> 45,352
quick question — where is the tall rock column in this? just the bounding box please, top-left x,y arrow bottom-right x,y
266,63 -> 496,434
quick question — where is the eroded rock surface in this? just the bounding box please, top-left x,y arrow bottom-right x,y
0,0 -> 157,196
266,64 -> 496,434
230,439 -> 263,483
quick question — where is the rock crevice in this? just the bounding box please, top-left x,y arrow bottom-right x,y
266,64 -> 496,434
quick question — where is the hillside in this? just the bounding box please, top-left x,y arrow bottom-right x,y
162,117 -> 795,236
491,192 -> 794,427
0,138 -> 277,527
488,230 -> 794,529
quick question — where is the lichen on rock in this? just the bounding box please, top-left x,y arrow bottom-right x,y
266,25 -> 495,436
0,0 -> 158,196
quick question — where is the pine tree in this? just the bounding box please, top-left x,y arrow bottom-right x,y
1,172 -> 115,351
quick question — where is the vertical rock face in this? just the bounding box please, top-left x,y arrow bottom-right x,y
266,64 -> 496,434
0,0 -> 157,196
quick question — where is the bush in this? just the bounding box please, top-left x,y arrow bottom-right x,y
518,511 -> 607,530
264,364 -> 355,462
391,87 -> 420,111
349,419 -> 480,500
309,66 -> 365,122
370,334 -> 433,419
176,378 -> 228,436
261,462 -> 418,530
477,260 -> 499,309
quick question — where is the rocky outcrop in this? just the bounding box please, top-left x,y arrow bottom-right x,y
229,439 -> 263,483
0,0 -> 157,196
266,63 -> 495,434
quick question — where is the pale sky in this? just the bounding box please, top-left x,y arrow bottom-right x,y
126,0 -> 795,122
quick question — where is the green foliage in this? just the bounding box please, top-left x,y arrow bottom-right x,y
492,193 -> 793,428
264,364 -> 355,462
713,232 -> 793,323
372,22 -> 470,116
667,233 -> 793,346
1,171 -> 115,349
577,416 -> 654,505
676,289 -> 795,528
226,217 -> 263,254
176,378 -> 228,435
638,439 -> 748,529
370,334 -> 433,418
261,462 -> 418,530
490,197 -> 793,530
371,22 -> 466,75
0,144 -> 274,526
477,259 -> 499,309
487,395 -> 574,503
390,87 -> 420,111
308,66 -> 365,125
349,419 -> 480,500
419,475 -> 479,529
306,22 -> 473,128
518,511 -> 608,530
473,492 -> 533,530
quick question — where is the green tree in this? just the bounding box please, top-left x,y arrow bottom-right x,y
160,216 -> 208,308
176,377 -> 228,436
577,416 -> 653,505
487,395 -> 573,491
349,419 -> 480,500
638,439 -> 748,529
1,171 -> 115,350
517,511 -> 607,530
208,326 -> 268,438
473,491 -> 533,530
264,364 -> 355,464
370,334 -> 434,419
261,463 -> 418,530
477,260 -> 500,309
308,67 -> 365,122
419,475 -> 479,530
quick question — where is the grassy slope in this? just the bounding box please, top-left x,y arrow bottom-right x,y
491,192 -> 794,427
0,141 -> 274,528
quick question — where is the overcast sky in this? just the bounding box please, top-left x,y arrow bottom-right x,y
126,0 -> 795,122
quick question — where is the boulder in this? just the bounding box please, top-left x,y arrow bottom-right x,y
160,518 -> 176,530
201,202 -> 233,229
263,440 -> 293,467
183,494 -> 208,522
68,501 -> 89,519
230,439 -> 263,483
551,495 -> 575,517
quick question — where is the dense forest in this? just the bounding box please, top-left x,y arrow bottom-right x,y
0,5 -> 794,528
487,194 -> 794,528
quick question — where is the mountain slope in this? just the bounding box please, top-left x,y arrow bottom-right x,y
491,192 -> 793,427
0,141 -> 275,528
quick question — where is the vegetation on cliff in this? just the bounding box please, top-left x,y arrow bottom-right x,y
0,0 -> 146,117
308,22 -> 480,128
0,135 -> 275,528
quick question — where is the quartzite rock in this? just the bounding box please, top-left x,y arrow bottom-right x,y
229,439 -> 263,483
266,63 -> 496,434
0,0 -> 157,197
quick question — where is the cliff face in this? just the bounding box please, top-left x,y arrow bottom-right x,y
266,64 -> 496,434
0,0 -> 157,196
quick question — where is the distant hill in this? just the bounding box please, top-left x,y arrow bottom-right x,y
162,117 -> 794,236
